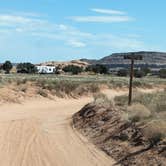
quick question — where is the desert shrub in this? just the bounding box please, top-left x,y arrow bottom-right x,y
132,93 -> 154,106
141,67 -> 151,76
88,83 -> 100,93
156,103 -> 166,113
17,63 -> 37,74
20,86 -> 27,92
154,93 -> 166,113
114,95 -> 128,106
133,80 -> 142,87
127,104 -> 151,122
35,79 -> 100,97
132,80 -> 151,88
37,89 -> 48,97
62,65 -> 83,75
39,80 -> 79,96
142,120 -> 166,146
117,69 -> 128,77
2,61 -> 13,74
134,69 -> 145,78
94,93 -> 108,103
93,93 -> 112,107
159,69 -> 166,78
132,91 -> 166,113
86,64 -> 108,74
110,82 -> 125,88
16,78 -> 28,85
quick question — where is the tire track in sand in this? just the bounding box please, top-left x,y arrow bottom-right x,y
0,97 -> 116,166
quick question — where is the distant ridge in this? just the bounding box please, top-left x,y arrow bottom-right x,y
81,51 -> 166,68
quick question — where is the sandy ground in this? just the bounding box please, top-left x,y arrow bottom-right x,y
0,87 -> 162,166
0,97 -> 116,166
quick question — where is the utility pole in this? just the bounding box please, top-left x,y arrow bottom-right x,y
124,53 -> 143,105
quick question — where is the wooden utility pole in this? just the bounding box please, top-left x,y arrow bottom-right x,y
124,53 -> 143,105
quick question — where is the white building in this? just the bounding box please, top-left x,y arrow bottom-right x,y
36,66 -> 56,74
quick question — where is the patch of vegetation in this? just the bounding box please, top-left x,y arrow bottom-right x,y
142,120 -> 166,146
134,69 -> 146,78
117,69 -> 128,77
126,104 -> 151,122
20,86 -> 27,93
93,93 -> 112,107
36,79 -> 100,97
1,61 -> 13,74
17,63 -> 37,74
159,69 -> 166,78
115,90 -> 166,145
62,65 -> 83,75
86,64 -> 109,74
37,89 -> 48,97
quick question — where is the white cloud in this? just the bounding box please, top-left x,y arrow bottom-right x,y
67,40 -> 86,48
0,12 -> 92,48
68,8 -> 133,23
91,8 -> 125,15
68,16 -> 132,23
0,11 -> 144,52
88,34 -> 145,51
0,14 -> 31,26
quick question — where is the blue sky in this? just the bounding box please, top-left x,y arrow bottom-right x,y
0,0 -> 165,63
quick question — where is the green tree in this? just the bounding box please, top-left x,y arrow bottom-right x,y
2,61 -> 13,74
159,69 -> 166,78
17,63 -> 37,74
141,67 -> 151,76
86,64 -> 108,74
63,65 -> 83,75
117,69 -> 128,77
134,69 -> 145,78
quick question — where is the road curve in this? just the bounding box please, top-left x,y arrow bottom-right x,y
0,97 -> 115,166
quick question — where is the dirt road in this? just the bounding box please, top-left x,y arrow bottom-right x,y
0,97 -> 115,166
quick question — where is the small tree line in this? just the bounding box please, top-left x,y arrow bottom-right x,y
61,64 -> 109,75
117,67 -> 166,78
0,61 -> 37,74
0,60 -> 166,78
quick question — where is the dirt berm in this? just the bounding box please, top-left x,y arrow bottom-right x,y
73,102 -> 166,166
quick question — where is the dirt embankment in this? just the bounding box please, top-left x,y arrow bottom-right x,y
73,94 -> 166,166
0,80 -> 101,105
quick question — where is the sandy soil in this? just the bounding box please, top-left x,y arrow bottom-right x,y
0,97 -> 115,166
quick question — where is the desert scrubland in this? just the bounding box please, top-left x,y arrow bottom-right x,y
0,74 -> 165,166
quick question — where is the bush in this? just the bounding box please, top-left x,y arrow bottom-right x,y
132,91 -> 166,113
141,67 -> 151,76
93,93 -> 112,107
2,61 -> 13,74
117,69 -> 128,77
63,65 -> 83,75
86,64 -> 108,74
37,89 -> 48,97
16,78 -> 28,85
159,69 -> 166,78
17,63 -> 37,74
114,95 -> 128,106
142,120 -> 166,146
127,104 -> 151,122
134,69 -> 145,78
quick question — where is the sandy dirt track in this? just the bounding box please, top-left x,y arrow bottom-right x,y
0,97 -> 115,166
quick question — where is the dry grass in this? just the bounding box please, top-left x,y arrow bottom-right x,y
36,79 -> 100,97
115,90 -> 166,144
142,120 -> 166,145
93,93 -> 112,107
37,89 -> 48,97
126,104 -> 151,122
